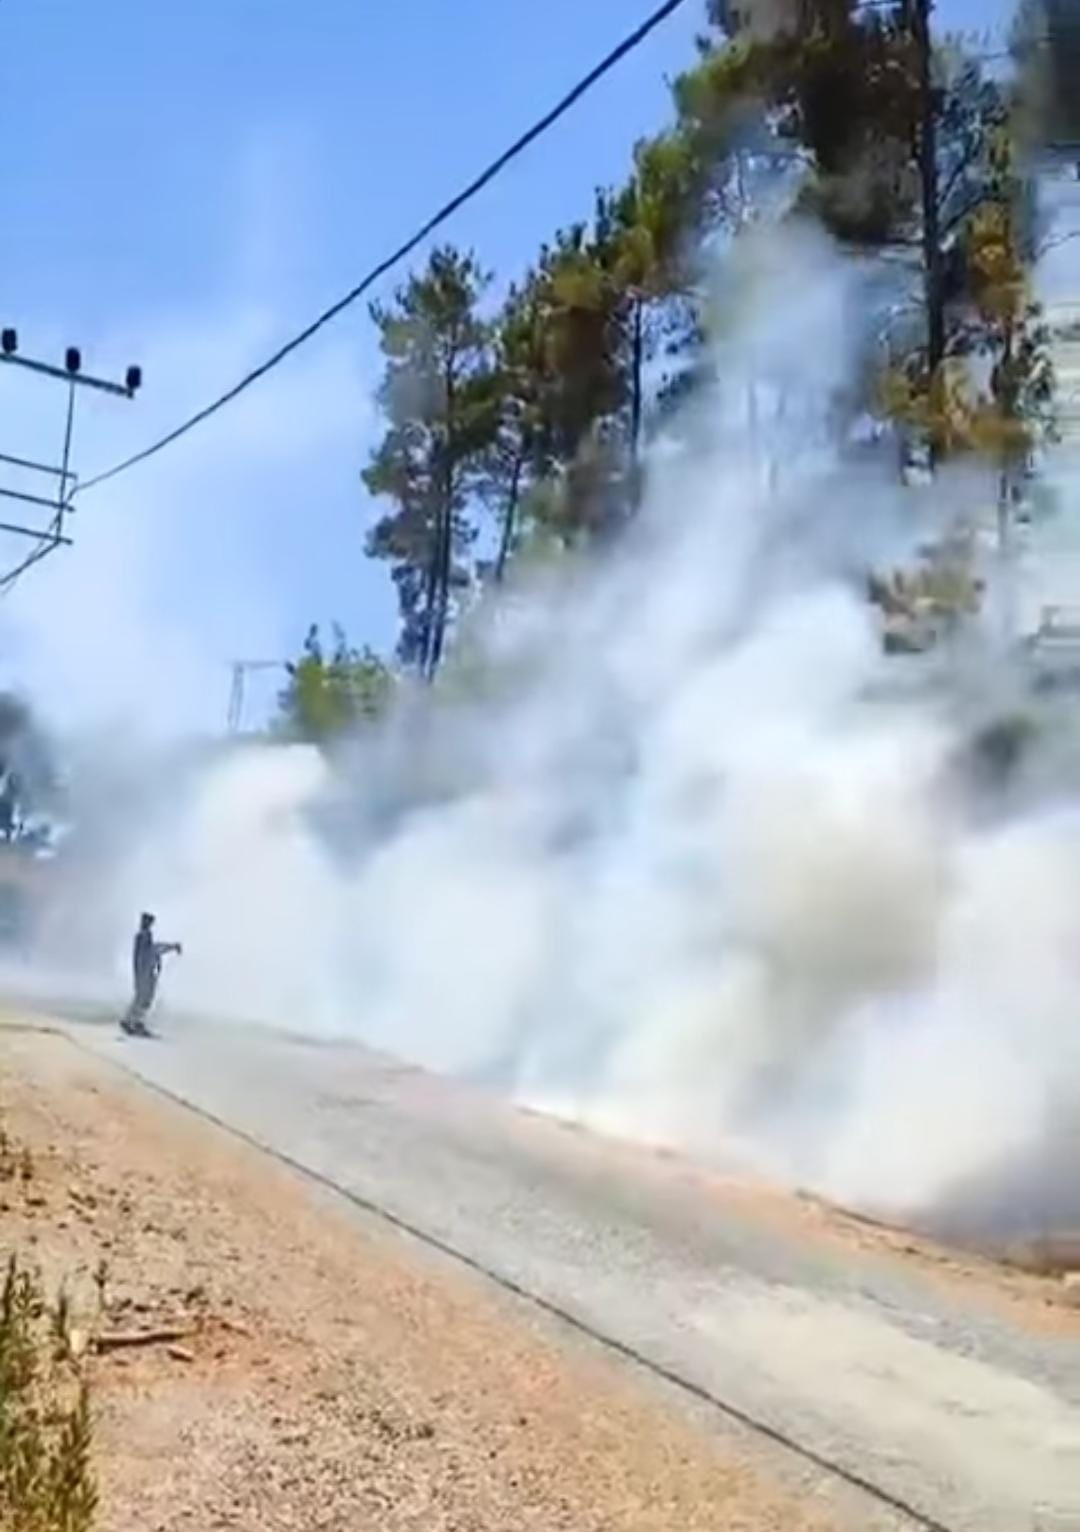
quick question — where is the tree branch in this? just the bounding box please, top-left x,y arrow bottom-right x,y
940,189 -> 994,239
937,139 -> 983,223
1038,229 -> 1080,259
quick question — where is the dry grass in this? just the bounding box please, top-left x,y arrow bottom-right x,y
0,1109 -> 97,1532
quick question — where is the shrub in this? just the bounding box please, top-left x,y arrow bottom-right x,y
0,1255 -> 97,1532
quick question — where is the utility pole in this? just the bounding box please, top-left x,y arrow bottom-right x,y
0,329 -> 141,589
227,661 -> 287,735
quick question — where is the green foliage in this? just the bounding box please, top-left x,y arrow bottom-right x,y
352,0 -> 1050,668
276,625 -> 393,745
481,219 -> 642,565
532,227 -> 629,473
685,0 -> 1012,381
676,3 -> 922,246
966,203 -> 1055,459
0,1256 -> 97,1532
605,132 -> 700,486
362,171 -> 696,659
883,131 -> 1055,469
869,530 -> 986,653
480,276 -> 556,580
609,132 -> 697,302
363,247 -> 498,676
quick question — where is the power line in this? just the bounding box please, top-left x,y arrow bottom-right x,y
75,0 -> 691,500
0,537 -> 62,597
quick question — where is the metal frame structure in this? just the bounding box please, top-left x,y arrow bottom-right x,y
227,660 -> 288,735
0,333 -> 141,590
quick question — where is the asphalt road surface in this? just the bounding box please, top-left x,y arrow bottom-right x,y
16,1004 -> 1080,1532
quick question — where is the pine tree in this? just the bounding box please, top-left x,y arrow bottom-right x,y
607,132 -> 697,475
481,272 -> 562,582
363,247 -> 497,676
508,226 -> 630,546
682,1 -> 1011,421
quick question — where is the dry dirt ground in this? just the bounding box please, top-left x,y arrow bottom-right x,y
0,1025 -> 930,1532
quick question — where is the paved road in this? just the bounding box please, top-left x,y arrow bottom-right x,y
20,1006 -> 1080,1532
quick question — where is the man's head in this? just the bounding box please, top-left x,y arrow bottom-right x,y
139,912 -> 155,932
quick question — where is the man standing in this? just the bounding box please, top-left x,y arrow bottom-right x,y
121,912 -> 182,1037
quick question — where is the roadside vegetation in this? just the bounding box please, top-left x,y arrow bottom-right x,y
276,0 -> 1067,741
0,1125 -> 96,1532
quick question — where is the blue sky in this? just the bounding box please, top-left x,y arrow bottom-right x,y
0,0 -> 1019,731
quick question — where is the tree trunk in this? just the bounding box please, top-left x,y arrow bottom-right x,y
996,316 -> 1019,643
425,360 -> 458,682
630,298 -> 645,464
419,512 -> 444,682
629,297 -> 645,515
430,498 -> 454,677
996,465 -> 1018,644
494,447 -> 525,583
911,0 -> 946,387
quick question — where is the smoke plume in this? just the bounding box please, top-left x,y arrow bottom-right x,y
11,221 -> 1080,1251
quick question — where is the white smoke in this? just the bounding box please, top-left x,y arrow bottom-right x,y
13,221 -> 1080,1248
